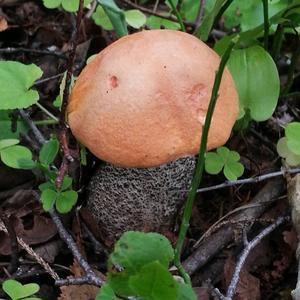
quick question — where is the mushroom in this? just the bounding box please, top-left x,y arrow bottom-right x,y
68,30 -> 239,244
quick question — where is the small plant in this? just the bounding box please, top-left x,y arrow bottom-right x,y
205,146 -> 244,181
0,139 -> 34,169
42,0 -> 91,12
277,122 -> 300,166
0,279 -> 41,300
96,231 -> 196,300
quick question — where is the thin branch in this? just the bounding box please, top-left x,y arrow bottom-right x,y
196,167 -> 300,194
218,215 -> 287,299
166,0 -> 186,32
32,191 -> 104,286
18,109 -> 46,145
33,73 -> 64,86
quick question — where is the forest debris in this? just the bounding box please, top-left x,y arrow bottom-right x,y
0,16 -> 8,31
183,179 -> 285,275
287,173 -> 300,300
224,256 -> 260,300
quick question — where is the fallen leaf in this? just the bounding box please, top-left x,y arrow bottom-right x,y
0,17 -> 8,32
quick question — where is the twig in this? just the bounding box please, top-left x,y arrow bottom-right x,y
56,0 -> 85,188
195,167 -> 300,194
0,47 -> 66,59
122,0 -> 194,27
35,102 -> 59,122
33,73 -> 64,86
215,215 -> 287,299
174,39 -> 237,285
0,218 -> 59,281
32,191 -> 104,286
194,0 -> 206,31
18,109 -> 46,145
182,179 -> 285,275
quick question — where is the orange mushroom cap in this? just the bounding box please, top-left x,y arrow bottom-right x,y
68,30 -> 239,168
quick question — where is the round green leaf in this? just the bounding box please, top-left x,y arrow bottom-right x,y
0,61 -> 43,109
41,189 -> 57,211
0,139 -> 19,150
285,122 -> 300,155
43,0 -> 61,9
56,190 -> 78,213
39,138 -> 59,165
216,146 -> 230,162
277,137 -> 300,166
205,152 -> 224,174
224,162 -> 244,181
146,15 -> 180,30
129,261 -> 178,299
2,279 -> 40,300
124,10 -> 146,29
0,145 -> 33,169
92,5 -> 114,30
96,284 -> 117,300
228,46 -> 280,121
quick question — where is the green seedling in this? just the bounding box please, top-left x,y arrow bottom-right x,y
277,122 -> 300,166
0,279 -> 41,300
96,231 -> 196,300
43,0 -> 91,12
0,139 -> 34,169
0,61 -> 42,110
205,146 -> 244,181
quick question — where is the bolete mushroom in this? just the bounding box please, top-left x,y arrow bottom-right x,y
68,30 -> 239,244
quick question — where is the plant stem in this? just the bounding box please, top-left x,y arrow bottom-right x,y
174,39 -> 237,284
271,24 -> 284,61
36,102 -> 59,122
34,119 -> 59,125
213,0 -> 234,27
262,0 -> 269,50
166,0 -> 186,32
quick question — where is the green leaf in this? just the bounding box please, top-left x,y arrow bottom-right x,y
108,231 -> 174,296
60,175 -> 73,191
129,261 -> 178,299
39,138 -> 59,165
277,137 -> 300,166
177,283 -> 197,300
124,10 -> 147,29
223,161 -> 244,181
0,139 -> 19,150
195,0 -> 229,41
55,190 -> 78,213
286,122 -> 300,155
0,61 -> 42,109
98,0 -> 128,37
43,0 -> 91,12
228,46 -> 280,121
41,188 -> 57,211
43,0 -> 61,9
93,5 -> 114,30
2,279 -> 40,300
146,15 -> 181,30
39,181 -> 55,192
96,284 -> 118,300
205,152 -> 224,174
0,145 -> 34,169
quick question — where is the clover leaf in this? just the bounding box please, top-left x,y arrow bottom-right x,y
0,61 -> 42,110
277,138 -> 300,167
0,139 -> 35,169
43,0 -> 91,12
205,147 -> 244,181
2,279 -> 41,300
